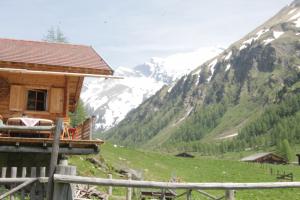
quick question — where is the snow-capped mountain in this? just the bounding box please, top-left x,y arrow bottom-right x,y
81,47 -> 223,131
134,47 -> 224,84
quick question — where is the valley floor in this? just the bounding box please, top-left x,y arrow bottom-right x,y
70,143 -> 300,200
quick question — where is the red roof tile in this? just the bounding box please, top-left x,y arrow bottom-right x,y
0,38 -> 113,75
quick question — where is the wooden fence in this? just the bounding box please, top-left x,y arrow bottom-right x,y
2,166 -> 300,200
1,118 -> 300,200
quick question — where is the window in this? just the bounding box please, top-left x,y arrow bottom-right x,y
27,89 -> 48,111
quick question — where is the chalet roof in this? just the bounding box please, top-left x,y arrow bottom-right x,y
240,152 -> 277,161
0,38 -> 113,75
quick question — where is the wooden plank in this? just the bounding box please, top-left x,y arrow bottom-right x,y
0,146 -> 98,155
0,178 -> 36,183
0,137 -> 104,145
47,118 -> 63,200
0,67 -> 121,79
0,126 -> 54,132
53,175 -> 300,190
0,179 -> 37,199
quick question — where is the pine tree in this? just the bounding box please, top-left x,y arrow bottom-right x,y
43,26 -> 68,43
69,99 -> 87,127
280,139 -> 293,163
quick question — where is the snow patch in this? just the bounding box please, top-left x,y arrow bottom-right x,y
167,82 -> 176,93
172,107 -> 193,126
294,18 -> 300,27
273,31 -> 284,39
288,8 -> 297,15
225,64 -> 231,72
263,38 -> 275,45
239,44 -> 247,50
289,11 -> 300,21
224,51 -> 232,61
207,59 -> 218,82
240,28 -> 270,50
255,29 -> 269,39
262,31 -> 284,45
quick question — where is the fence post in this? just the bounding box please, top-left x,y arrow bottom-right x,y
10,167 -> 17,200
187,189 -> 192,200
1,167 -> 7,178
21,167 -> 27,200
225,190 -> 235,200
108,174 -> 113,196
126,173 -> 132,200
47,118 -> 63,200
30,167 -> 39,200
53,159 -> 77,200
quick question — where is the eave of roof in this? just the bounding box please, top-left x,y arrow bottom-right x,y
0,38 -> 114,76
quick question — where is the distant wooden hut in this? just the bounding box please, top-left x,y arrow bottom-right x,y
175,152 -> 194,158
240,152 -> 287,164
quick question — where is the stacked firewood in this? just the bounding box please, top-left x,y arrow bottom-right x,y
74,184 -> 108,200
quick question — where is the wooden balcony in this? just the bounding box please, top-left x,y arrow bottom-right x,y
0,117 -> 103,155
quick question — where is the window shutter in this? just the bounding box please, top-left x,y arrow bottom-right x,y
50,88 -> 64,114
9,85 -> 25,111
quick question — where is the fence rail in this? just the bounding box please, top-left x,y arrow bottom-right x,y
54,174 -> 300,190
1,171 -> 300,200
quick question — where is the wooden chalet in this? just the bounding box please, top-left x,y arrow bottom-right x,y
240,152 -> 287,164
0,38 -> 114,167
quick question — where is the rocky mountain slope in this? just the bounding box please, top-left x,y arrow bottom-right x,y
81,47 -> 222,130
103,0 -> 300,151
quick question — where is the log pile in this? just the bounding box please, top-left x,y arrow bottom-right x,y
74,184 -> 108,200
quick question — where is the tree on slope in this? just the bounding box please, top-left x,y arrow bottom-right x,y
278,139 -> 293,163
43,26 -> 68,43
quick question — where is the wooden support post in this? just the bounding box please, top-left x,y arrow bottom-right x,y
10,167 -> 17,200
1,167 -> 7,178
186,189 -> 192,200
225,190 -> 235,200
47,118 -> 63,200
126,173 -> 132,200
21,167 -> 27,200
52,159 -> 76,200
108,174 -> 113,196
30,167 -> 39,200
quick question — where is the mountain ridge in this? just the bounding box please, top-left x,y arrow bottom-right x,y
103,1 -> 300,152
81,47 -> 222,131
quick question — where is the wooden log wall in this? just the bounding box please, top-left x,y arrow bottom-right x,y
0,72 -> 82,121
75,118 -> 93,140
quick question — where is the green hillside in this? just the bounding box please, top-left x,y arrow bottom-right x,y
70,143 -> 300,199
101,1 -> 300,154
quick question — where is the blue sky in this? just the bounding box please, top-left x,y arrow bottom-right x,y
0,0 -> 292,68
